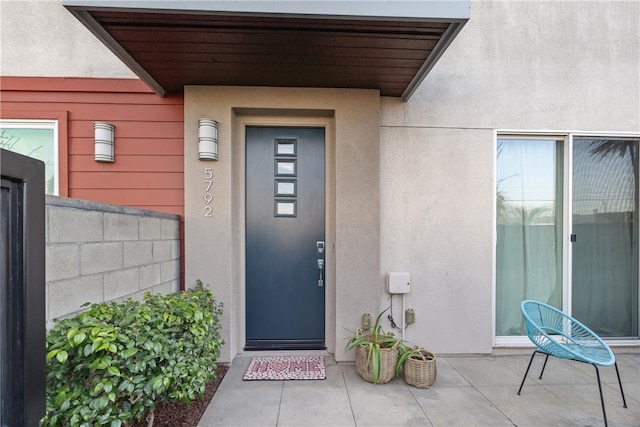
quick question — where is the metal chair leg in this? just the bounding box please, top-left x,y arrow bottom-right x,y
517,350 -> 537,395
594,365 -> 608,427
614,362 -> 627,408
539,353 -> 550,379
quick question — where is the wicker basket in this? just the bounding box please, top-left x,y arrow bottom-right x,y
355,343 -> 398,384
402,349 -> 437,388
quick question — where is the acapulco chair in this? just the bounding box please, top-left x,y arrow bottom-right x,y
517,300 -> 627,427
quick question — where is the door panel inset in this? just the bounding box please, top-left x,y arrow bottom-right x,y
246,127 -> 325,349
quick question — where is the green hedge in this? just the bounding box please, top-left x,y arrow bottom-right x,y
42,281 -> 224,427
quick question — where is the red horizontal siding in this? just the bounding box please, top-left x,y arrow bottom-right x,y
0,76 -> 156,93
3,89 -> 183,105
70,172 -> 183,189
69,154 -> 184,172
72,189 -> 184,207
69,121 -> 184,140
0,77 -> 184,210
5,101 -> 183,122
1,76 -> 186,288
69,137 -> 184,156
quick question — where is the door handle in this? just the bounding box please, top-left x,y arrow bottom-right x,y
317,259 -> 324,287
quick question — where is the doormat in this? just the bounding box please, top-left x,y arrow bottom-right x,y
243,356 -> 326,381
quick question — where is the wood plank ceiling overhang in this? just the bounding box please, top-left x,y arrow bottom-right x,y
63,1 -> 470,100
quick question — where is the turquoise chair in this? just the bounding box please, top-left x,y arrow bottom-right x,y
517,300 -> 627,427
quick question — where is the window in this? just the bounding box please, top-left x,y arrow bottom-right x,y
495,137 -> 564,337
571,137 -> 638,337
496,134 -> 639,342
273,138 -> 298,217
0,120 -> 58,195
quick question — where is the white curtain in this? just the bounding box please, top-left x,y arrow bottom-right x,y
496,137 -> 639,338
571,138 -> 638,337
496,139 -> 563,336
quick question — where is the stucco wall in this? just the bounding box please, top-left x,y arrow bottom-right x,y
384,0 -> 639,131
46,196 -> 180,328
4,0 -> 638,355
379,0 -> 639,353
0,0 -> 135,78
380,127 -> 495,353
184,87 -> 380,363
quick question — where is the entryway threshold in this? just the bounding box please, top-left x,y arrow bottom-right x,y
236,349 -> 331,358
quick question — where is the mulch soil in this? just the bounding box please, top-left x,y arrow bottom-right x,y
132,364 -> 228,427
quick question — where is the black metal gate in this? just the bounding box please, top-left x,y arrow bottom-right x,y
1,149 -> 46,426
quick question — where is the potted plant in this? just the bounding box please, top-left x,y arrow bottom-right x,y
345,308 -> 400,384
396,344 -> 437,388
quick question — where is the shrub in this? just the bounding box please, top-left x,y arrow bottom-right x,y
42,281 -> 224,427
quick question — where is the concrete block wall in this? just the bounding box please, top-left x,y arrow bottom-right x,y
45,196 -> 181,328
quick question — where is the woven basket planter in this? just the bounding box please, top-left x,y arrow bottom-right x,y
355,343 -> 398,384
402,350 -> 437,388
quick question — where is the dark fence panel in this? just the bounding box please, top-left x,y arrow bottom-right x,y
0,149 -> 45,427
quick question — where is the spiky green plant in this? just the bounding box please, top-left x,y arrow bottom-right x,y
395,345 -> 434,377
345,308 -> 400,384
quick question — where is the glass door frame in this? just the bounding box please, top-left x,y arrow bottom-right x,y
569,133 -> 639,342
493,130 -> 640,347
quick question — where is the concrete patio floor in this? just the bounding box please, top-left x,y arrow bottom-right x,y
198,351 -> 640,427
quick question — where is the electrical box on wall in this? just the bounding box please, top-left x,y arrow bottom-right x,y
386,272 -> 410,294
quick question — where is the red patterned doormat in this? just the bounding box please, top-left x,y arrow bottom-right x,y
243,356 -> 326,381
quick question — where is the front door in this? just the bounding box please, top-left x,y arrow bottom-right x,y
245,126 -> 325,349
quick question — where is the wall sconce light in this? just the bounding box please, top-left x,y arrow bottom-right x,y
94,122 -> 115,162
198,118 -> 218,160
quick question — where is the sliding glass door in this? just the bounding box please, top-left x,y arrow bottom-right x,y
571,138 -> 638,337
496,135 -> 639,340
495,138 -> 564,336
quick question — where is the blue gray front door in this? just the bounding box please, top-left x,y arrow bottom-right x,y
245,126 -> 325,350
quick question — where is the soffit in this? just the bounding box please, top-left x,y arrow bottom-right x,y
63,1 -> 469,100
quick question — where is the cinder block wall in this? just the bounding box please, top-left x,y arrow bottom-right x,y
45,196 -> 181,328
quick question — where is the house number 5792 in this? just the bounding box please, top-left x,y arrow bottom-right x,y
204,168 -> 213,217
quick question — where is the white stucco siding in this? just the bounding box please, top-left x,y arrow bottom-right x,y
0,0 -> 135,78
383,0 -> 640,131
379,0 -> 639,353
380,127 -> 495,353
184,86 -> 381,362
